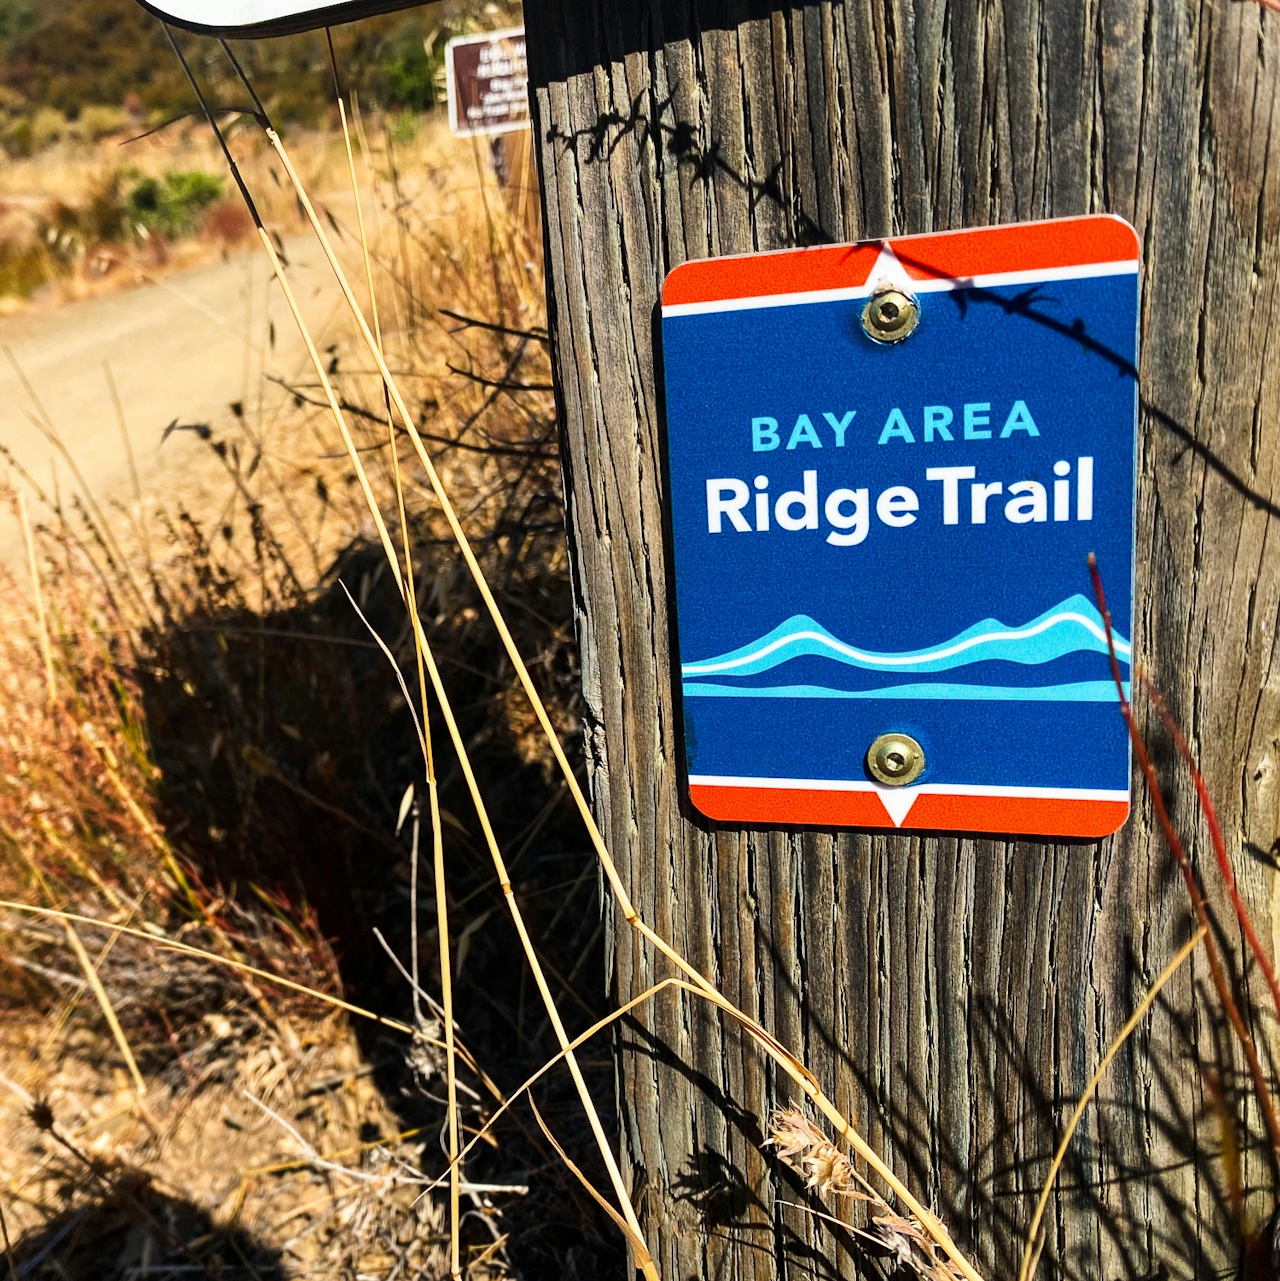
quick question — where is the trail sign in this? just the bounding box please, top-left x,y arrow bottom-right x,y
445,29 -> 529,138
660,216 -> 1140,838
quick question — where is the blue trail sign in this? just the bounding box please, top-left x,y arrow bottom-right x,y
660,216 -> 1140,838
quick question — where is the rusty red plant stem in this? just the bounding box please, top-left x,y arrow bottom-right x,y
1143,677 -> 1280,1027
1088,554 -> 1280,1158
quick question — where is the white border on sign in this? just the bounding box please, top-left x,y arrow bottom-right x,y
688,776 -> 1130,801
445,26 -> 531,139
662,259 -> 1140,318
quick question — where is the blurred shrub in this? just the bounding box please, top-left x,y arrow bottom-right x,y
200,198 -> 254,244
381,30 -> 438,112
0,238 -> 48,296
125,170 -> 223,239
264,87 -> 327,131
75,103 -> 127,140
3,113 -> 31,155
38,172 -> 131,268
387,111 -> 419,145
0,165 -> 230,296
29,104 -> 65,149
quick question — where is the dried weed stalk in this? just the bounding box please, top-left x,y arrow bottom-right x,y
768,1108 -> 965,1281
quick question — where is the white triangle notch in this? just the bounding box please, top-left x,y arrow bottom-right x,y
873,785 -> 920,828
866,241 -> 914,294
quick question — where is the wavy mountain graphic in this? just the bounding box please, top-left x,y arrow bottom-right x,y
682,680 -> 1127,702
680,595 -> 1130,679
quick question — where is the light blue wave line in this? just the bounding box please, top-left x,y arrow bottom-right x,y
682,680 -> 1130,702
681,593 -> 1131,678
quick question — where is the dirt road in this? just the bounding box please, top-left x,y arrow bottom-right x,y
0,236 -> 340,563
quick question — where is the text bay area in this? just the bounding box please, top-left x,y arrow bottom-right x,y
706,459 -> 1095,547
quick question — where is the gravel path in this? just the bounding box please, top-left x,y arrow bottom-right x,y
0,235 -> 336,563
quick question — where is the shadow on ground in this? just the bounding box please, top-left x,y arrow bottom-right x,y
136,532 -> 626,1279
9,1175 -> 283,1279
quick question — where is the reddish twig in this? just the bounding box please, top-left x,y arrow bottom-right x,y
1143,677 -> 1280,1027
1088,553 -> 1280,1158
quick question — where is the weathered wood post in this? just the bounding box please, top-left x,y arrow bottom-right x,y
525,4 -> 1279,1279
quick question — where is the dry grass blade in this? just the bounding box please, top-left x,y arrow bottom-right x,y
259,169 -> 647,1277
0,898 -> 415,1033
335,87 -> 463,1276
767,1108 -> 964,1281
1016,925 -> 1206,1281
767,1109 -> 877,1200
418,976 -> 697,1193
430,747 -> 460,1281
184,47 -> 658,1271
60,920 -> 148,1105
259,106 -> 646,943
18,489 -> 56,705
527,1095 -> 655,1271
242,1090 -> 381,1185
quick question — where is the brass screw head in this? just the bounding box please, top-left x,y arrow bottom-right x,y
861,287 -> 920,344
867,732 -> 926,786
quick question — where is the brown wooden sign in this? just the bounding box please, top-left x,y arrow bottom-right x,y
445,28 -> 529,138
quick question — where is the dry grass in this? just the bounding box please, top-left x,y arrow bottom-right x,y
0,115 -> 379,311
0,106 -> 601,1279
3,1005 -> 451,1279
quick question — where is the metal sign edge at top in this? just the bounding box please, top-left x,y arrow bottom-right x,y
134,0 -> 427,39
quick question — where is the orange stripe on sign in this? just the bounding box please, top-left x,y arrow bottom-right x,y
663,243 -> 880,307
889,216 -> 1140,283
907,793 -> 1130,839
689,783 -> 889,828
661,215 -> 1140,307
689,784 -> 1130,839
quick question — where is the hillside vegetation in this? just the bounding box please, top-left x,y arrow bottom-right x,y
0,0 -> 520,305
0,0 -> 519,136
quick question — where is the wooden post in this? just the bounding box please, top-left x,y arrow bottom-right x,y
524,5 -> 1279,1278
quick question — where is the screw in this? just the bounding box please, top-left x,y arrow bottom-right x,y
867,733 -> 925,787
861,287 -> 920,344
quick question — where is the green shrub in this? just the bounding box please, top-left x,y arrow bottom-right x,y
381,30 -> 438,112
125,170 -> 223,239
4,115 -> 32,156
387,111 -> 418,145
